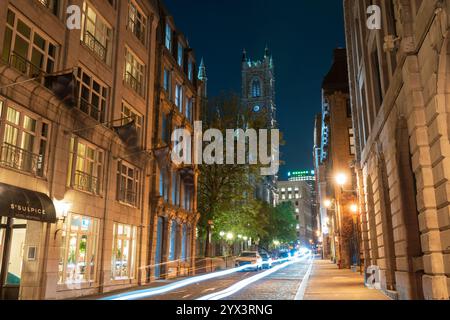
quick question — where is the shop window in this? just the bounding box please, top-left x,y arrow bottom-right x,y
111,223 -> 137,280
58,214 -> 99,284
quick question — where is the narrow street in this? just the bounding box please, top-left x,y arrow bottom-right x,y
100,255 -> 313,301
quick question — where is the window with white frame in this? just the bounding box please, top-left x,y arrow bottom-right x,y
111,223 -> 137,280
67,137 -> 103,195
121,102 -> 143,145
165,22 -> 172,51
58,214 -> 99,285
177,41 -> 184,67
75,68 -> 108,122
185,97 -> 193,123
117,161 -> 140,207
0,102 -> 49,177
124,47 -> 145,96
2,9 -> 56,80
187,58 -> 193,81
127,0 -> 146,44
175,84 -> 183,112
81,1 -> 112,63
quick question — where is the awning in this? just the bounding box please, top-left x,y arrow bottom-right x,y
0,182 -> 57,223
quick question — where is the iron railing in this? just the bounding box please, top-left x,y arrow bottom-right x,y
74,170 -> 99,194
0,143 -> 44,176
83,31 -> 107,62
9,52 -> 46,80
78,97 -> 104,122
124,71 -> 142,95
118,187 -> 137,206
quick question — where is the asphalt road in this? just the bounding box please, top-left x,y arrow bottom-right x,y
135,255 -> 314,301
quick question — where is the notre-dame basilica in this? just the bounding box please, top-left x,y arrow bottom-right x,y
241,47 -> 278,206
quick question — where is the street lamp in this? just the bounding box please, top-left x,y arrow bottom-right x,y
335,173 -> 348,186
226,232 -> 234,241
324,199 -> 332,208
350,204 -> 359,214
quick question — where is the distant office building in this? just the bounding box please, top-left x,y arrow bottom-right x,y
277,180 -> 314,247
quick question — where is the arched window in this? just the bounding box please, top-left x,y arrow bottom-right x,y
251,79 -> 261,97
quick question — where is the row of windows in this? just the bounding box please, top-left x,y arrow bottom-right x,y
159,169 -> 194,212
165,23 -> 195,82
163,69 -> 195,122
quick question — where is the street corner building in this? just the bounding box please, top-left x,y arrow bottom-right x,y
343,0 -> 450,300
0,0 -> 204,300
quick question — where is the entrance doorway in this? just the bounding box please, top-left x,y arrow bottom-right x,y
0,217 -> 27,300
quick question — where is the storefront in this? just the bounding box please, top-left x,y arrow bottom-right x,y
0,182 -> 56,300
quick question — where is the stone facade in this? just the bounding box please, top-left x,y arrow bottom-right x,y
0,0 -> 203,300
344,0 -> 450,300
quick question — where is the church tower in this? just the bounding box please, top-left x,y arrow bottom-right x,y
241,47 -> 278,206
241,46 -> 277,129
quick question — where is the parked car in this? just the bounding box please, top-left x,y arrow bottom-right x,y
259,252 -> 273,269
279,251 -> 291,262
235,251 -> 263,271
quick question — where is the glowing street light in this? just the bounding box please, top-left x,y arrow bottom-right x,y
219,231 -> 226,237
335,173 -> 348,186
226,232 -> 234,241
350,204 -> 359,214
324,199 -> 332,208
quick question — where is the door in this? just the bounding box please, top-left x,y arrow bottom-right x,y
154,217 -> 164,279
0,218 -> 27,300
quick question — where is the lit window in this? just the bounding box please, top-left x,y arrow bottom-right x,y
37,0 -> 59,15
2,9 -> 57,80
127,0 -> 146,44
117,161 -> 140,207
349,128 -> 356,155
124,47 -> 145,96
188,58 -> 193,81
111,223 -> 137,280
67,137 -> 103,195
80,2 -> 112,63
0,104 -> 49,177
58,214 -> 99,284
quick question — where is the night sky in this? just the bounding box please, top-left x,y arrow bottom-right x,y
164,0 -> 346,179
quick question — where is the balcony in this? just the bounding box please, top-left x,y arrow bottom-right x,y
74,170 -> 99,195
9,52 -> 46,81
77,97 -> 104,123
0,143 -> 44,177
124,72 -> 142,96
118,188 -> 137,206
83,31 -> 107,62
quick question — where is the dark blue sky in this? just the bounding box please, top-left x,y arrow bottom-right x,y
164,0 -> 346,179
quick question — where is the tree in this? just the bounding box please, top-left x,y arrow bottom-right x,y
197,92 -> 266,256
260,202 -> 298,248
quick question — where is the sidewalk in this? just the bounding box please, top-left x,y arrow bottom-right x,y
303,259 -> 390,300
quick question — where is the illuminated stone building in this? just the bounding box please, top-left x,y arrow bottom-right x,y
0,0 -> 203,300
317,48 -> 358,269
344,0 -> 449,300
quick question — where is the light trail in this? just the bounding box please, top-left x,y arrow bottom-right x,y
100,256 -> 294,300
197,254 -> 312,301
